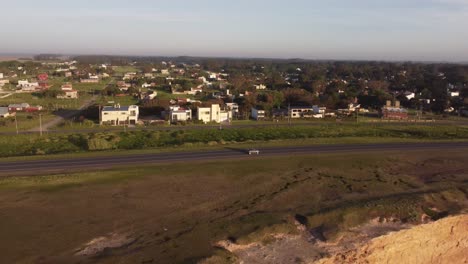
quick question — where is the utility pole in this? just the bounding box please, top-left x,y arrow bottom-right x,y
14,115 -> 18,135
288,103 -> 291,125
39,114 -> 43,136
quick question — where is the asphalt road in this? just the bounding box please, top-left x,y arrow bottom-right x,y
1,142 -> 468,176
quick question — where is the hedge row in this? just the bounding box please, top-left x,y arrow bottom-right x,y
0,124 -> 467,157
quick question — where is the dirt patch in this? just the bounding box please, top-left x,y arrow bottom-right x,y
74,233 -> 137,257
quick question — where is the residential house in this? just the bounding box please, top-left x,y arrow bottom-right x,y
289,107 -> 315,118
168,106 -> 192,123
17,80 -> 40,92
61,83 -> 73,91
251,107 -> 266,120
8,103 -> 42,112
254,84 -> 267,90
226,103 -> 239,118
450,91 -> 460,97
0,73 -> 3,79
141,91 -> 157,101
142,82 -> 154,88
117,81 -> 132,91
161,69 -> 170,75
80,78 -> 99,83
404,91 -> 415,100
57,90 -> 78,99
184,87 -> 203,95
100,104 -> 139,125
65,71 -> 73,78
197,104 -> 231,123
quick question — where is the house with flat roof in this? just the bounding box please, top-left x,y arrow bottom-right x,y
100,104 -> 139,125
197,104 -> 231,124
251,107 -> 266,120
168,106 -> 192,123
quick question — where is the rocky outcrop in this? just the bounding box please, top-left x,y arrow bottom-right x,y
316,215 -> 468,264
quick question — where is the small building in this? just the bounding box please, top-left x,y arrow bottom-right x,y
61,83 -> 73,91
381,100 -> 408,120
80,78 -> 99,83
226,103 -> 239,118
251,107 -> 266,120
197,104 -> 231,124
0,73 -> 3,79
57,90 -> 78,99
404,91 -> 415,100
8,103 -> 42,112
100,104 -> 139,125
0,107 -> 13,118
254,84 -> 267,90
168,106 -> 192,123
289,107 -> 315,118
17,80 -> 39,91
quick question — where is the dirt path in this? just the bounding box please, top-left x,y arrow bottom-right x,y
28,95 -> 97,132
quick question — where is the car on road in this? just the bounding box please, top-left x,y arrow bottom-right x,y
248,149 -> 260,155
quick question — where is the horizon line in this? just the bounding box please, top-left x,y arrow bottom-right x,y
1,52 -> 467,65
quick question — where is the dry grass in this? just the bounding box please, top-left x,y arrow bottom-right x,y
0,150 -> 467,263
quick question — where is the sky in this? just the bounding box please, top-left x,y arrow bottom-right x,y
1,0 -> 468,61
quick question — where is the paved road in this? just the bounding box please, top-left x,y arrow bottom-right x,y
1,142 -> 468,176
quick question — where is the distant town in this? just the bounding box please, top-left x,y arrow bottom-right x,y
0,55 -> 467,133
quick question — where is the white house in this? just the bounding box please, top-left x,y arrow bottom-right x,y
450,91 -> 460,97
226,103 -> 239,117
57,90 -> 78,99
197,104 -> 231,123
254,84 -> 267,90
17,80 -> 39,92
251,107 -> 266,120
289,107 -> 315,118
100,104 -> 139,126
184,87 -> 203,95
142,82 -> 154,88
161,69 -> 170,75
123,72 -> 137,80
404,91 -> 415,100
0,73 -> 3,79
61,83 -> 73,91
168,106 -> 192,123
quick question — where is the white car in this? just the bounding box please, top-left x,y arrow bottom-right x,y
248,149 -> 260,155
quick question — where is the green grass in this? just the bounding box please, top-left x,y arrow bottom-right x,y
112,66 -> 139,74
0,113 -> 56,132
1,123 -> 468,158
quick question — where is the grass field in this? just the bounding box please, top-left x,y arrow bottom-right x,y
0,150 -> 467,263
1,123 -> 468,157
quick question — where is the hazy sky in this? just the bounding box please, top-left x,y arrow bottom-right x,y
1,0 -> 468,61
